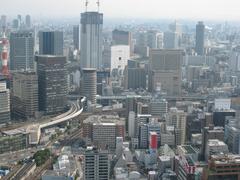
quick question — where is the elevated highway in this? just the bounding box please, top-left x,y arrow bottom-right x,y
4,97 -> 86,145
28,97 -> 85,144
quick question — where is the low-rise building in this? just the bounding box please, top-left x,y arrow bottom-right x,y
202,154 -> 240,180
0,129 -> 29,154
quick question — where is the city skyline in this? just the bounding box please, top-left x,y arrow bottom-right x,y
1,0 -> 240,21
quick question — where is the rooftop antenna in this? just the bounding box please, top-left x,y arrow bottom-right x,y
96,0 -> 100,12
85,0 -> 89,12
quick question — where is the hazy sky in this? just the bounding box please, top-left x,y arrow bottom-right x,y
2,0 -> 240,20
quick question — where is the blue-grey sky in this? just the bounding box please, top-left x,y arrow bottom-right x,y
2,0 -> 240,20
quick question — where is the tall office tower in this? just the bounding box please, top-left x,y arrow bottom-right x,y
80,68 -> 97,104
156,32 -> 164,49
80,12 -> 103,69
1,15 -> 7,29
163,31 -> 179,49
125,67 -> 146,90
201,126 -> 224,160
149,49 -> 183,95
39,31 -> 64,55
195,21 -> 205,55
17,15 -> 22,25
147,30 -> 158,49
36,55 -> 67,114
73,25 -> 80,50
110,45 -> 130,75
167,107 -> 186,145
169,20 -> 182,36
102,40 -> 111,68
12,19 -> 19,29
12,71 -> 38,120
0,81 -> 10,124
10,31 -> 34,70
112,29 -> 132,46
135,31 -> 149,57
25,15 -> 31,28
112,29 -> 132,55
83,147 -> 110,180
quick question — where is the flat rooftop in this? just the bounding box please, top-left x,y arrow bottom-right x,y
178,145 -> 197,154
84,115 -> 125,125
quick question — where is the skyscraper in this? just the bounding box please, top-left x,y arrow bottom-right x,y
0,15 -> 7,29
39,31 -> 63,55
110,45 -> 130,75
163,31 -> 179,49
25,15 -> 31,28
73,25 -> 80,50
156,32 -> 164,49
80,12 -> 103,69
125,67 -> 146,90
112,29 -> 132,55
149,49 -> 183,95
195,21 -> 205,55
147,30 -> 158,49
12,71 -> 38,120
36,55 -> 67,114
0,81 -> 10,124
10,31 -> 34,70
80,68 -> 97,105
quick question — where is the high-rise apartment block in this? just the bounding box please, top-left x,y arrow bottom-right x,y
39,31 -> 64,55
80,12 -> 103,69
10,31 -> 34,70
12,71 -> 38,120
36,55 -> 67,114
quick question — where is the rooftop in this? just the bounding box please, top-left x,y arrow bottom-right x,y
2,128 -> 28,136
178,145 -> 198,154
84,115 -> 125,125
210,154 -> 240,165
208,139 -> 226,146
